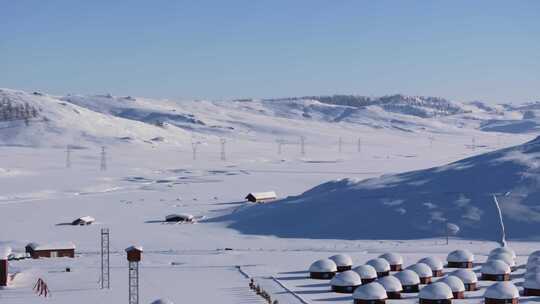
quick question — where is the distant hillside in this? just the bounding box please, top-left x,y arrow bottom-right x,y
216,136 -> 540,241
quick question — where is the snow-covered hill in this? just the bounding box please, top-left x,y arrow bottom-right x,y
218,136 -> 540,241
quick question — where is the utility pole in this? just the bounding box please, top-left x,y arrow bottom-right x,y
220,138 -> 226,161
338,137 -> 343,153
191,139 -> 200,161
357,138 -> 362,153
100,146 -> 107,171
66,145 -> 71,168
300,136 -> 305,156
101,228 -> 110,289
276,138 -> 284,155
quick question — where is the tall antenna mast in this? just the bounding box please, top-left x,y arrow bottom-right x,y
300,136 -> 305,156
220,138 -> 226,161
100,228 -> 110,289
66,145 -> 71,168
100,146 -> 107,171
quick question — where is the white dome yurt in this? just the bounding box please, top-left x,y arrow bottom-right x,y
353,264 -> 378,284
484,282 -> 519,304
489,247 -> 516,259
309,259 -> 337,279
524,272 -> 540,296
419,257 -> 444,277
394,269 -> 421,293
419,282 -> 453,304
488,252 -> 516,269
353,282 -> 387,304
329,254 -> 353,272
366,258 -> 391,277
379,252 -> 403,271
527,250 -> 540,266
440,275 -> 465,299
330,270 -> 362,293
481,260 -> 511,281
407,263 -> 433,284
447,249 -> 474,268
451,269 -> 478,291
377,275 -> 402,299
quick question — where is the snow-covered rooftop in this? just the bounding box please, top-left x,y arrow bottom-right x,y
75,216 -> 95,223
394,269 -> 420,285
366,258 -> 390,272
447,249 -> 474,262
440,275 -> 465,292
165,213 -> 194,221
379,252 -> 403,265
484,282 -> 519,299
482,259 -> 511,275
309,259 -> 337,273
377,275 -> 402,292
352,282 -> 387,300
245,192 -> 277,200
524,273 -> 540,290
329,254 -> 352,267
26,242 -> 76,251
125,245 -> 143,252
418,257 -> 443,271
419,282 -> 453,300
452,269 -> 478,283
490,247 -> 516,259
352,265 -> 377,279
488,252 -> 515,267
330,270 -> 362,287
406,263 -> 433,278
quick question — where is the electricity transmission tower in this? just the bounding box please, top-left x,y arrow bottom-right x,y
128,261 -> 139,304
338,137 -> 343,153
357,138 -> 362,153
472,137 -> 476,151
276,138 -> 284,155
100,228 -> 110,289
191,139 -> 200,160
429,136 -> 434,148
66,145 -> 72,168
220,138 -> 226,161
100,146 -> 107,171
300,136 -> 305,156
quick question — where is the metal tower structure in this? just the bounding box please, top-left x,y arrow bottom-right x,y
66,145 -> 71,168
338,137 -> 343,153
300,136 -> 305,156
191,140 -> 199,160
357,138 -> 362,153
100,228 -> 110,289
220,138 -> 226,161
100,146 -> 107,171
277,138 -> 284,155
128,261 -> 139,304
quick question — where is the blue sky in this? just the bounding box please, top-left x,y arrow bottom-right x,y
1,1 -> 539,103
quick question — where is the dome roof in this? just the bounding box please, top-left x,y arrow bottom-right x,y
394,269 -> 421,285
488,252 -> 515,267
379,252 -> 403,265
150,299 -> 174,304
440,275 -> 465,292
489,247 -> 516,259
528,250 -> 540,264
481,260 -> 511,275
353,282 -> 387,300
366,258 -> 390,272
309,259 -> 337,273
447,249 -> 474,263
329,254 -> 353,267
418,257 -> 444,271
452,269 -> 478,284
419,282 -> 453,300
484,282 -> 519,299
353,265 -> 378,279
407,263 -> 433,278
377,276 -> 403,292
524,273 -> 540,289
330,270 -> 362,287
527,256 -> 539,270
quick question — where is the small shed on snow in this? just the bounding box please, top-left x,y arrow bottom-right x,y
25,242 -> 75,259
71,216 -> 95,226
245,191 -> 277,203
309,259 -> 337,279
165,214 -> 194,223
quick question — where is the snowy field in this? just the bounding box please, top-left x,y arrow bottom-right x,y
1,89 -> 540,303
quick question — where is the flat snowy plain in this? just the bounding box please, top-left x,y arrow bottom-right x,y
0,89 -> 539,303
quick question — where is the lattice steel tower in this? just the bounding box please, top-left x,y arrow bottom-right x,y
100,228 -> 110,289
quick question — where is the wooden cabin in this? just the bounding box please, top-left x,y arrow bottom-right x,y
245,191 -> 277,203
25,242 -> 75,259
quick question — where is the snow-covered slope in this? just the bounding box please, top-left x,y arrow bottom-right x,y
218,136 -> 540,241
0,89 -> 189,147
